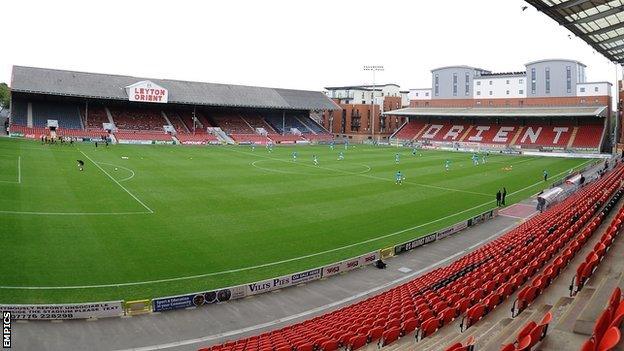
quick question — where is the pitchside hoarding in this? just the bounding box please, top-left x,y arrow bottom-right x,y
0,301 -> 123,320
467,209 -> 497,227
321,251 -> 379,278
394,233 -> 437,255
394,209 -> 497,256
152,286 -> 246,312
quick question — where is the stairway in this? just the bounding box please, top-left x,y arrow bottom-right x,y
458,125 -> 474,142
104,106 -> 116,129
509,126 -> 524,147
566,127 -> 579,149
412,124 -> 430,141
212,128 -> 234,144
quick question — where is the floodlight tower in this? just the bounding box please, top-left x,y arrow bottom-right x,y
363,65 -> 384,140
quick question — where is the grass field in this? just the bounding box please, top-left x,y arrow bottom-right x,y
0,137 -> 594,303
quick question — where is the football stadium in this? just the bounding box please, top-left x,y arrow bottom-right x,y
3,1 -> 624,351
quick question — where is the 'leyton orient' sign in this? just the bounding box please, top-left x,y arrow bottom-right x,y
125,81 -> 168,103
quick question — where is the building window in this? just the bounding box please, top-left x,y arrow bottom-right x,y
531,68 -> 536,94
580,87 -> 585,92
434,74 -> 439,96
519,90 -> 524,94
506,80 -> 510,84
489,80 -> 493,85
506,90 -> 510,95
476,91 -> 481,96
425,92 -> 429,97
545,67 -> 550,94
476,81 -> 481,86
361,92 -> 365,98
415,92 -> 419,97
489,91 -> 493,96
595,86 -> 599,92
519,79 -> 523,84
453,73 -> 458,96
465,73 -> 470,95
566,66 -> 572,93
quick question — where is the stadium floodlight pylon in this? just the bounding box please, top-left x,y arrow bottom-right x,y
363,65 -> 384,140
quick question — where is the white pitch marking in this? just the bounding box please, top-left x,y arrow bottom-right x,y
96,162 -> 135,182
0,156 -> 22,184
81,151 -> 153,214
0,160 -> 591,289
0,210 -> 152,216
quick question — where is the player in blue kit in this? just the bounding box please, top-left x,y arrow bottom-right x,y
395,171 -> 403,185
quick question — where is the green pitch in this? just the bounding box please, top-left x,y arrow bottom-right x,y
0,138 -> 594,303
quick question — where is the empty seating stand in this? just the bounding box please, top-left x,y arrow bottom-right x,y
198,164 -> 624,351
393,121 -> 426,140
571,191 -> 624,296
391,120 -> 604,151
32,101 -> 83,129
114,131 -> 172,141
85,105 -> 111,130
109,107 -> 166,131
10,100 -> 28,126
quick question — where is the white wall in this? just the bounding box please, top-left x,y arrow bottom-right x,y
577,82 -> 611,97
473,76 -> 526,99
409,88 -> 432,100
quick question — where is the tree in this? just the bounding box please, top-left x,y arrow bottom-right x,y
0,83 -> 9,110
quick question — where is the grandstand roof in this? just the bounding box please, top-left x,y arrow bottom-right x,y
10,66 -> 341,111
526,0 -> 624,64
382,105 -> 608,117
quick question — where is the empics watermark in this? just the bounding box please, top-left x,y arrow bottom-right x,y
2,311 -> 10,349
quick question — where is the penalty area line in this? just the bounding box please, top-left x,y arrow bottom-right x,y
80,151 -> 153,214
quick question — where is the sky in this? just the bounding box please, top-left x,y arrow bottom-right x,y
1,0 -> 620,95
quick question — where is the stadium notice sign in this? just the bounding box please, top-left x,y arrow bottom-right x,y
0,301 -> 123,320
125,80 -> 168,103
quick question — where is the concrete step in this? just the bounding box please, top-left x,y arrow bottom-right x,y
420,327 -> 465,351
499,304 -> 552,347
574,273 -> 622,335
482,304 -> 551,351
554,284 -> 597,333
434,320 -> 496,351
474,318 -> 513,349
413,318 -> 462,350
537,329 -> 587,351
